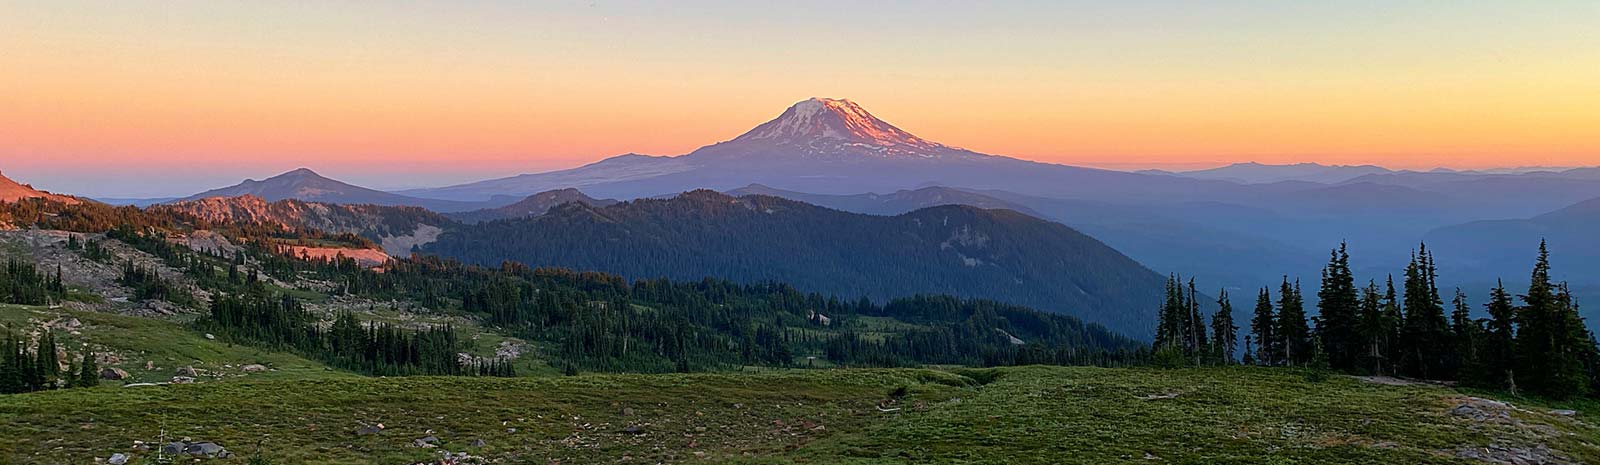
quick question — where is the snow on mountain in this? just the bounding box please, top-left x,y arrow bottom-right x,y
727,97 -> 949,157
689,97 -> 984,162
401,97 -> 1192,201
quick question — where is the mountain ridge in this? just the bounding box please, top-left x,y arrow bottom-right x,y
397,98 -> 1235,202
0,170 -> 82,205
446,188 -> 619,223
423,189 -> 1169,338
178,168 -> 483,212
153,194 -> 455,254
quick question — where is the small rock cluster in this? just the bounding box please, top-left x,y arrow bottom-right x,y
142,440 -> 231,459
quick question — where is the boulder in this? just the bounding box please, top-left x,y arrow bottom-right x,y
161,442 -> 186,455
355,424 -> 385,436
469,438 -> 487,448
241,364 -> 268,373
107,453 -> 129,465
175,366 -> 198,377
99,367 -> 130,380
171,376 -> 195,384
184,442 -> 229,458
414,435 -> 440,448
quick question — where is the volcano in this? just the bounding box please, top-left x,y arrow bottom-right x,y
402,97 -> 1228,201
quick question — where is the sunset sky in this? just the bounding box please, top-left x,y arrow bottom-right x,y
3,1 -> 1598,197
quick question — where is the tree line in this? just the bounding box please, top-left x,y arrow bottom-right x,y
196,289 -> 510,377
0,331 -> 99,394
1157,241 -> 1600,399
0,259 -> 65,306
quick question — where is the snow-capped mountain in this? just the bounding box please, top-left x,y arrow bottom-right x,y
702,97 -> 976,161
403,97 -> 1197,201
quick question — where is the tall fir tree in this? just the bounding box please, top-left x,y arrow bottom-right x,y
1211,289 -> 1238,363
1479,280 -> 1517,391
1250,288 -> 1277,365
1316,243 -> 1360,371
1515,241 -> 1591,398
76,347 -> 98,388
1187,279 -> 1208,364
35,330 -> 60,387
1400,245 -> 1451,379
1381,275 -> 1404,373
1155,275 -> 1182,350
1450,288 -> 1484,384
1356,280 -> 1388,374
1276,278 -> 1312,366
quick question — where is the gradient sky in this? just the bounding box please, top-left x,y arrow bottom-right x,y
3,1 -> 1598,197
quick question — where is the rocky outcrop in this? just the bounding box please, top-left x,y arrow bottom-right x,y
154,195 -> 454,255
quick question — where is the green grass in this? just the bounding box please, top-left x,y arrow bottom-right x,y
0,304 -> 346,384
1,366 -> 1594,464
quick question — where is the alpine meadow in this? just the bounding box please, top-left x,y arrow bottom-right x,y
4,2 -> 1600,464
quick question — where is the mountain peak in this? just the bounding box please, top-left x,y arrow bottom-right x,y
174,167 -> 477,212
722,97 -> 955,159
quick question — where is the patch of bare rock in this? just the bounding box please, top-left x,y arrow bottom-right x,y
1444,397 -> 1584,465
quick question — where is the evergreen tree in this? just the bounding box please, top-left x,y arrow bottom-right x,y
1400,245 -> 1451,379
1154,275 -> 1179,350
1356,281 -> 1386,374
1250,288 -> 1277,365
76,347 -> 98,388
1515,241 -> 1591,398
1316,243 -> 1360,371
1381,275 -> 1404,372
1241,335 -> 1256,366
35,331 -> 59,387
1210,289 -> 1237,363
1479,280 -> 1517,391
1276,278 -> 1312,366
1450,288 -> 1484,384
1187,279 -> 1208,365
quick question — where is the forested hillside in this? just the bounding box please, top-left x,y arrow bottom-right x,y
1,196 -> 1143,377
424,191 -> 1167,337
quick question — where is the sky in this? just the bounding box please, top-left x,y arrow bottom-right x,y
2,0 -> 1598,197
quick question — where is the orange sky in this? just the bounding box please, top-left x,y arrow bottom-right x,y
3,1 -> 1598,196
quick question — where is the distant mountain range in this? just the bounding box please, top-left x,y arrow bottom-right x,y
423,190 -> 1169,337
0,170 -> 81,205
724,184 -> 1046,217
1426,196 -> 1600,286
1149,162 -> 1395,184
398,98 -> 1246,202
177,168 -> 485,213
41,96 -> 1600,334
